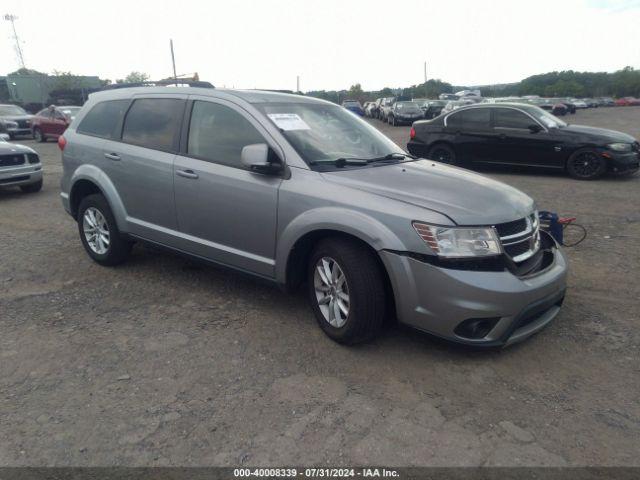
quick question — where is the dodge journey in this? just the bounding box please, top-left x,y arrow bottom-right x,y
60,87 -> 567,346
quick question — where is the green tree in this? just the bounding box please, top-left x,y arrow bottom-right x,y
117,71 -> 150,84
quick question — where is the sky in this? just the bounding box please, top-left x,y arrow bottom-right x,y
2,0 -> 640,91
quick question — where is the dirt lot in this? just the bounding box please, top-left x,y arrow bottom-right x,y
1,107 -> 639,467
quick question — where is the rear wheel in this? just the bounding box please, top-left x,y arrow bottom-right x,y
307,238 -> 386,344
77,194 -> 133,265
428,143 -> 458,166
567,149 -> 607,180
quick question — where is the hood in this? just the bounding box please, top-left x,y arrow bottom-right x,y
561,124 -> 636,143
321,160 -> 534,226
0,141 -> 35,154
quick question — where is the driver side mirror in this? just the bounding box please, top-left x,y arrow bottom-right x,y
528,124 -> 542,133
241,143 -> 283,175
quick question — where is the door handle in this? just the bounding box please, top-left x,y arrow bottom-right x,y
176,169 -> 199,179
104,152 -> 121,161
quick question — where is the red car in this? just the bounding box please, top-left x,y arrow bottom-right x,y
614,97 -> 640,106
31,105 -> 81,142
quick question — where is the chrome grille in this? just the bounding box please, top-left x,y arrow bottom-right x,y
495,213 -> 540,263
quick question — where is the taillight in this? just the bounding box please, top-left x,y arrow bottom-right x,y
410,127 -> 416,139
58,135 -> 67,151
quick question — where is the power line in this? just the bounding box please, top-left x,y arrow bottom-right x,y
4,14 -> 25,69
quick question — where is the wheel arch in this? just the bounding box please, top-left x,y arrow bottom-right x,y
68,165 -> 127,230
282,228 -> 397,321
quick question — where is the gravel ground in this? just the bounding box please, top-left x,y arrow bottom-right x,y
1,106 -> 639,467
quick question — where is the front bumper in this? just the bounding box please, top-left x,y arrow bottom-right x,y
0,163 -> 43,187
7,127 -> 32,137
606,151 -> 639,174
380,242 -> 568,347
395,116 -> 422,125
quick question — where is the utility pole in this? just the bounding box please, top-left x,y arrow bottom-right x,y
4,14 -> 26,68
170,39 -> 178,86
424,61 -> 427,84
296,75 -> 300,93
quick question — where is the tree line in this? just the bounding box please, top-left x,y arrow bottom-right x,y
307,66 -> 640,104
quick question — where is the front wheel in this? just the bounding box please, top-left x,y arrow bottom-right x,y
33,128 -> 46,143
566,149 -> 607,180
77,194 -> 133,265
428,143 -> 458,165
307,238 -> 386,344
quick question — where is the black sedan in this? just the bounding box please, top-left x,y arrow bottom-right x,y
407,103 -> 640,179
386,101 -> 424,126
420,100 -> 448,119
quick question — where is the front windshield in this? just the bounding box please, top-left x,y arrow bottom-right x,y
396,102 -> 422,112
528,106 -> 567,128
258,102 -> 404,166
0,105 -> 28,116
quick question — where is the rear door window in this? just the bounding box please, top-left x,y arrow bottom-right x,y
447,108 -> 490,129
77,100 -> 130,139
494,108 -> 534,129
121,98 -> 185,151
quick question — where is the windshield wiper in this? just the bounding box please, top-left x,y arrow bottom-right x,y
308,158 -> 369,167
309,153 -> 416,168
366,153 -> 417,163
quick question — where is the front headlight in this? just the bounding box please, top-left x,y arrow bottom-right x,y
412,222 -> 502,258
607,143 -> 632,152
2,120 -> 18,129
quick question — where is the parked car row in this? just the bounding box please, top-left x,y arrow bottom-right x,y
0,103 -> 81,141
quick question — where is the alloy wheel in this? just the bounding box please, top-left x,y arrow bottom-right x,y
314,256 -> 350,328
571,151 -> 602,178
82,207 -> 110,254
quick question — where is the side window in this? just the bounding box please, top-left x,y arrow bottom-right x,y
447,108 -> 490,128
36,109 -> 50,118
77,100 -> 130,139
122,98 -> 184,151
187,101 -> 265,169
494,108 -> 535,129
54,110 -> 66,120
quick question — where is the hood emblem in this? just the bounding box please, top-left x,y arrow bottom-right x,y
554,146 -> 562,152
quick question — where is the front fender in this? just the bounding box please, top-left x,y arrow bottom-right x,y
69,164 -> 128,231
275,207 -> 406,284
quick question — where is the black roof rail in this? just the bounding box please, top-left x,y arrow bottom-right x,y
100,79 -> 215,90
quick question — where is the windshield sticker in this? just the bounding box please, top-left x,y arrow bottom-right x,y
268,113 -> 311,131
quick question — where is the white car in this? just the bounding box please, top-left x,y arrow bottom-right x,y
0,136 -> 43,193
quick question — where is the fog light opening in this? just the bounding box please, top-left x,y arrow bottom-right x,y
454,317 -> 500,339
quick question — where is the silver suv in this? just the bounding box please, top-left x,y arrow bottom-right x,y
60,87 -> 567,346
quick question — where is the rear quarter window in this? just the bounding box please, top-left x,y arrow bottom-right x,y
77,100 -> 130,139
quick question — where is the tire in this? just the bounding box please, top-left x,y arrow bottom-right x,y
566,148 -> 607,180
307,237 -> 386,345
33,128 -> 46,143
428,143 -> 458,166
77,193 -> 132,266
20,179 -> 42,193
